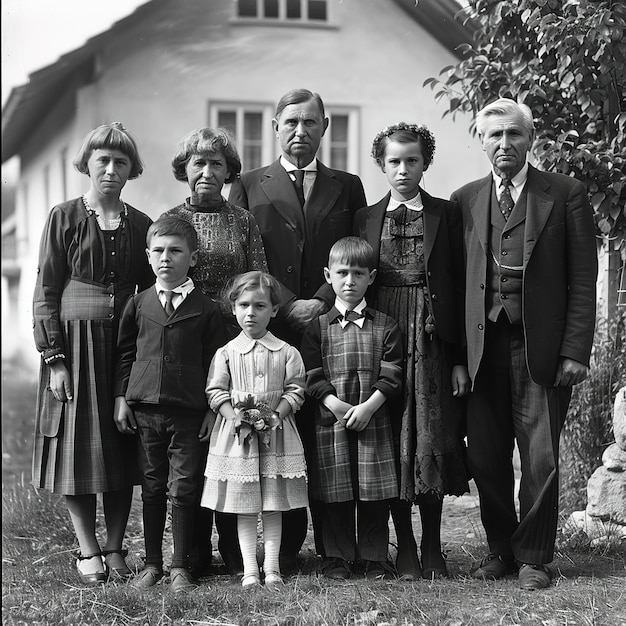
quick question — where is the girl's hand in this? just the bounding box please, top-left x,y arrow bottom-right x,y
114,396 -> 137,435
344,404 -> 375,432
451,365 -> 470,397
48,361 -> 73,402
199,410 -> 216,442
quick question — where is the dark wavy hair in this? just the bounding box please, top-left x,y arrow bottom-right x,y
171,127 -> 241,184
73,122 -> 144,179
371,122 -> 436,171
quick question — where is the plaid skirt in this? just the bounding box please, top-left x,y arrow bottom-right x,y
32,280 -> 139,495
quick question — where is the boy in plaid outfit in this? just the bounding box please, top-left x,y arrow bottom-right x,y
301,237 -> 403,580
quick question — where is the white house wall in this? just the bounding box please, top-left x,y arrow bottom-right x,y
8,0 -> 486,368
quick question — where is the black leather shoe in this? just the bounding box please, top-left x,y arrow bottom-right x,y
518,563 -> 552,590
470,553 -> 517,580
76,553 -> 107,585
322,558 -> 351,580
279,553 -> 299,577
222,553 -> 244,576
364,560 -> 396,580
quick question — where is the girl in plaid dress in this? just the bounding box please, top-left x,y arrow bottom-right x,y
201,271 -> 307,588
32,123 -> 153,585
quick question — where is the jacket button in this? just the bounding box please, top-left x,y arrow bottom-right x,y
501,294 -> 508,299
502,251 -> 508,256
502,277 -> 508,282
431,294 -> 437,301
286,265 -> 293,273
478,324 -> 484,330
479,283 -> 485,289
164,355 -> 171,362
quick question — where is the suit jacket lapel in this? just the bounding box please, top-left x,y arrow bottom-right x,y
523,166 -> 554,265
306,161 -> 342,237
259,160 -> 305,236
358,194 -> 389,262
469,174 -> 492,255
421,188 -> 441,265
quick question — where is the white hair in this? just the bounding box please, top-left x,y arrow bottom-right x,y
476,98 -> 534,138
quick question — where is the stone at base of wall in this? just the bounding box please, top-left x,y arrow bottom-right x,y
586,466 -> 626,525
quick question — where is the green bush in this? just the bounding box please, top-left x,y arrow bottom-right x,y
560,312 -> 626,514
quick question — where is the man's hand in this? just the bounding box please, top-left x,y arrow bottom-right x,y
451,365 -> 470,397
554,357 -> 589,387
284,299 -> 329,332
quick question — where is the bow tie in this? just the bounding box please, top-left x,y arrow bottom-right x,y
343,310 -> 365,323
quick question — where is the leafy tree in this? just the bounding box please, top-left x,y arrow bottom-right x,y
425,0 -> 626,247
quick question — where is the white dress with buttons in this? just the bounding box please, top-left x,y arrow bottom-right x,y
201,331 -> 309,514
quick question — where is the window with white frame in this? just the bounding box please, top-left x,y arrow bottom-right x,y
210,102 -> 360,174
236,0 -> 328,22
210,103 -> 276,171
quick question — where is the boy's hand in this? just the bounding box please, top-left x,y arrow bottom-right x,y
198,410 -> 216,442
344,404 -> 375,432
322,395 -> 352,428
48,361 -> 73,402
451,365 -> 470,397
114,396 -> 137,435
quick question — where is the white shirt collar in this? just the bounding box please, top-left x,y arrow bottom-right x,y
155,276 -> 194,296
386,192 -> 423,212
334,298 -> 367,329
493,162 -> 528,200
230,330 -> 285,354
280,155 -> 318,173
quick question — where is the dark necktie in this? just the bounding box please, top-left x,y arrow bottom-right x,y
499,178 -> 514,221
344,310 -> 364,323
162,290 -> 175,316
292,170 -> 305,207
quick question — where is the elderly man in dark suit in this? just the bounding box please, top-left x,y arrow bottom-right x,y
451,98 -> 597,590
229,88 -> 367,575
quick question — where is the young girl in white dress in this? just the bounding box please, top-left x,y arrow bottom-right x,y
201,271 -> 308,587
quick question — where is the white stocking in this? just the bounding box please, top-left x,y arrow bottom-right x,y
237,513 -> 260,581
262,511 -> 282,576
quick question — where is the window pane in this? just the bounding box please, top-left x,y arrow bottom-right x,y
331,115 -> 348,142
308,0 -> 327,20
244,112 -> 263,141
244,145 -> 262,170
218,111 -> 237,138
238,0 -> 257,17
264,0 -> 279,18
330,148 -> 347,171
286,0 -> 301,18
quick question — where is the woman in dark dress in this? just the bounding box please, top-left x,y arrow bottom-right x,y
354,123 -> 469,580
32,123 -> 153,584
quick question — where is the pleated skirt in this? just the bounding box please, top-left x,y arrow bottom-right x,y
32,281 -> 138,495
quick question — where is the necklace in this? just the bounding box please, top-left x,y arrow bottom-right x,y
82,194 -> 127,230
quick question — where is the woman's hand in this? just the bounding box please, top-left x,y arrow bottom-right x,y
48,361 -> 73,402
114,396 -> 137,435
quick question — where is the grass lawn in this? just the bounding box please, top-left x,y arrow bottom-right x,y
3,361 -> 626,625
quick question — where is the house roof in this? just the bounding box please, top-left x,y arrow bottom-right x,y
1,0 -> 475,163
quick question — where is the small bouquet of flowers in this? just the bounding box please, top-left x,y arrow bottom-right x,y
233,394 -> 282,448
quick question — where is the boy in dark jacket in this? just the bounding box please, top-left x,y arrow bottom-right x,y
114,216 -> 225,592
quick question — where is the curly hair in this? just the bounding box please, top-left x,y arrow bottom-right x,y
171,127 -> 241,184
371,122 -> 436,171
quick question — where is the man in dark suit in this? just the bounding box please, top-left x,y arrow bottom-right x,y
451,98 -> 597,590
229,88 -> 367,574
